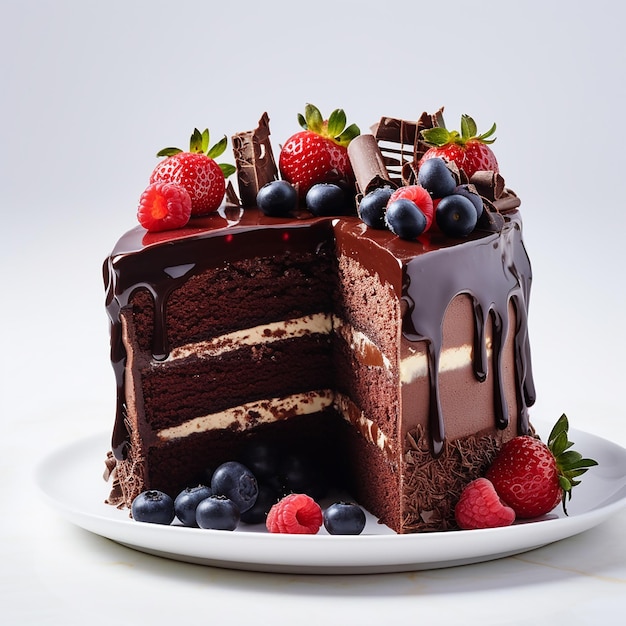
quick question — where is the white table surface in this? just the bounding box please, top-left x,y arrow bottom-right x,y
3,1 -> 626,624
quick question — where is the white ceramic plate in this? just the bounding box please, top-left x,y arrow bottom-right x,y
36,428 -> 626,574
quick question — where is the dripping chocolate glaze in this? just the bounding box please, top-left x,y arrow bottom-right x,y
104,207 -> 535,460
401,218 -> 535,455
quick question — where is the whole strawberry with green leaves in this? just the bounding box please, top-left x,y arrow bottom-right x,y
279,104 -> 360,199
486,414 -> 597,518
419,114 -> 499,178
150,128 -> 236,216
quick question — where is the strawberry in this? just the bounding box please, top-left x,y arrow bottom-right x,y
486,414 -> 598,518
266,493 -> 323,534
137,181 -> 192,232
150,128 -> 236,216
419,114 -> 499,177
455,478 -> 516,530
279,104 -> 360,199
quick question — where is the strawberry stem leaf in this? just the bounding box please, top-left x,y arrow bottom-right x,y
327,108 -> 347,138
189,128 -> 204,153
207,135 -> 228,160
421,115 -> 497,147
156,147 -> 182,157
337,123 -> 360,146
296,104 -> 360,146
547,413 -> 598,515
304,103 -> 324,133
219,163 -> 236,178
201,129 -> 210,154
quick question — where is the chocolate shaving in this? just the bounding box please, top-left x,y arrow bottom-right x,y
232,112 -> 278,206
347,134 -> 396,196
402,425 -> 502,532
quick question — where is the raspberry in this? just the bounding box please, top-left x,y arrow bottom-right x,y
137,181 -> 192,232
266,493 -> 323,534
387,185 -> 434,230
454,478 -> 516,530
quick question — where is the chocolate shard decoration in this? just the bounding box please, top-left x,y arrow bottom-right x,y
224,180 -> 240,207
371,108 -> 444,186
232,112 -> 278,206
348,134 -> 396,196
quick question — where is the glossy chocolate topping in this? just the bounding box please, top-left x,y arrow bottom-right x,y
104,202 -> 534,461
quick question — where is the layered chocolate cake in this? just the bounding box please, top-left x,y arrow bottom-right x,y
103,110 -> 535,533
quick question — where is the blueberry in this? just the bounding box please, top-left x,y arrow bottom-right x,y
385,199 -> 427,240
240,483 -> 280,525
195,495 -> 240,531
257,180 -> 298,216
417,157 -> 457,199
436,194 -> 478,237
323,502 -> 366,535
239,441 -> 280,481
305,183 -> 351,216
453,184 -> 484,219
174,485 -> 213,527
279,453 -> 328,500
131,490 -> 175,525
210,461 -> 258,513
358,186 -> 394,229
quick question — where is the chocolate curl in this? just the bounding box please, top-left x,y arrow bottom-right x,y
470,170 -> 505,201
348,134 -> 396,196
232,112 -> 278,206
470,170 -> 521,216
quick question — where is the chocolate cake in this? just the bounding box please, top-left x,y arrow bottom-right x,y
103,111 -> 535,533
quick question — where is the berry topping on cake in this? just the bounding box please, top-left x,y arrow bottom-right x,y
435,194 -> 478,238
305,182 -> 352,216
150,128 -> 236,216
419,114 -> 499,177
279,104 -> 360,199
195,495 -> 241,531
137,181 -> 192,232
454,478 -> 516,530
210,461 -> 259,514
131,490 -> 175,525
453,183 -> 484,219
417,157 -> 458,199
358,186 -> 394,229
486,414 -> 598,518
256,180 -> 298,216
266,493 -> 323,534
387,184 -> 434,231
385,198 -> 428,240
323,502 -> 367,535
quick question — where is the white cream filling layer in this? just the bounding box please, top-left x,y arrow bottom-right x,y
158,389 -> 335,441
156,388 -> 391,454
167,313 -> 333,361
333,392 -> 391,455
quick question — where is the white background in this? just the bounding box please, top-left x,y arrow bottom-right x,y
2,1 -> 626,624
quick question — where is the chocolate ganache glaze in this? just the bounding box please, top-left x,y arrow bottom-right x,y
104,203 -> 534,461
